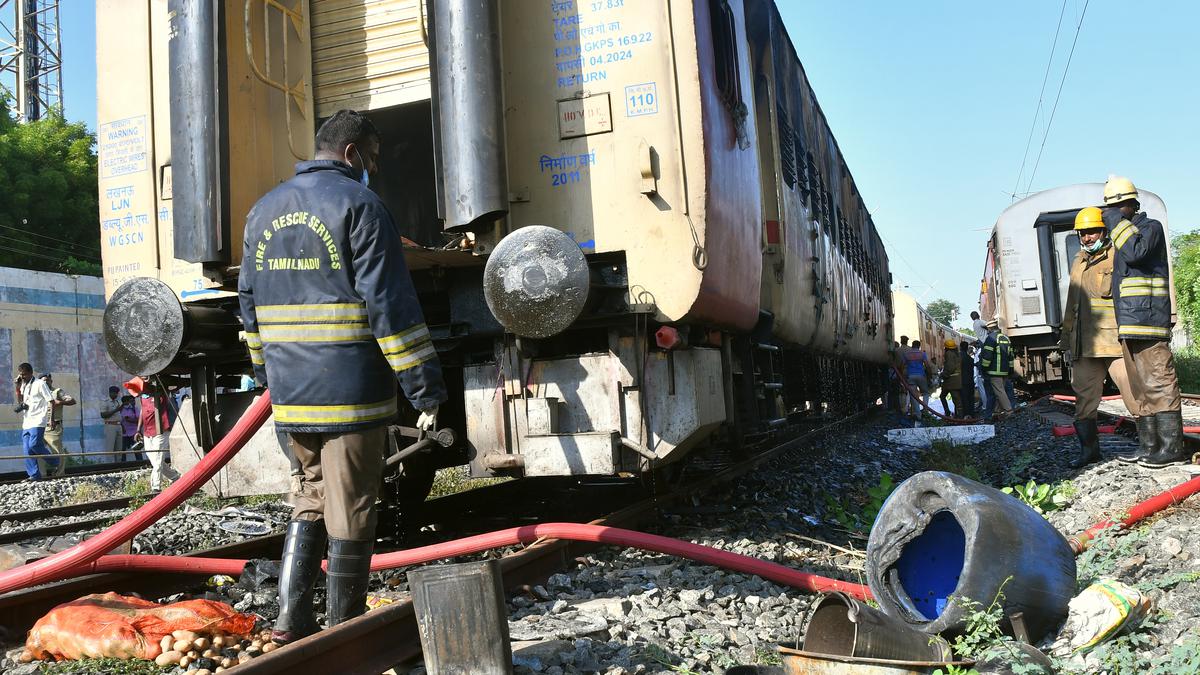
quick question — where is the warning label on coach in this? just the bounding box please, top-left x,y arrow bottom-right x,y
99,115 -> 149,179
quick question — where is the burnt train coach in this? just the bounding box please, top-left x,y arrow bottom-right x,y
892,291 -> 972,373
980,183 -> 1174,385
97,0 -> 893,495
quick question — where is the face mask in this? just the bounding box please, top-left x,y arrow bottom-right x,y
1083,238 -> 1106,253
353,147 -> 370,188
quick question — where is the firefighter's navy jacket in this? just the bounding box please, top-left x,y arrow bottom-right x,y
238,160 -> 447,434
979,332 -> 1013,377
1104,208 -> 1172,341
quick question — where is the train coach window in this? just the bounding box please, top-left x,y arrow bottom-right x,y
709,0 -> 746,141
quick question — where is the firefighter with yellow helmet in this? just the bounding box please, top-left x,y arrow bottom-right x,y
1101,176 -> 1186,468
1059,206 -> 1138,468
939,337 -> 961,417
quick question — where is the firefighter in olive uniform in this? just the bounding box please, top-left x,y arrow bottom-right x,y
1059,207 -> 1138,468
939,338 -> 961,417
1102,176 -> 1186,468
239,110 -> 447,643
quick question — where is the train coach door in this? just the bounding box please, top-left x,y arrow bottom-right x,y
1033,209 -> 1081,329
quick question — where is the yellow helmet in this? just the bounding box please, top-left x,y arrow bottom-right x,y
1074,206 -> 1105,231
945,338 -> 957,349
1103,176 -> 1138,205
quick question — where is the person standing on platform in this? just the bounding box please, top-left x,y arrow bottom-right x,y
13,363 -> 58,481
119,395 -> 141,460
41,374 -> 76,477
129,377 -> 180,490
100,385 -> 124,461
1102,176 -> 1187,468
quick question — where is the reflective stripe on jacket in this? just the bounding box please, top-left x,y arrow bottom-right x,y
1059,242 -> 1120,358
1105,209 -> 1172,341
238,161 -> 448,433
979,333 -> 1012,376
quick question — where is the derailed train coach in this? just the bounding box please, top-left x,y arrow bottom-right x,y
97,0 -> 893,494
980,183 -> 1174,386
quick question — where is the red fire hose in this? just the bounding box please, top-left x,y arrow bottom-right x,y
0,391 -> 273,595
1068,474 -> 1200,553
892,366 -> 981,425
77,522 -> 873,601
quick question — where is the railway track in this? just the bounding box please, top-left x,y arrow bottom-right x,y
0,496 -> 149,546
0,459 -> 148,486
0,411 -> 864,672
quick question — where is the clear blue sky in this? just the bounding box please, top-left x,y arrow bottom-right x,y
61,2 -> 1198,325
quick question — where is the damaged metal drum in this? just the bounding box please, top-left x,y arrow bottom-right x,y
802,592 -> 954,662
776,645 -> 971,675
483,225 -> 590,338
865,471 -> 1076,643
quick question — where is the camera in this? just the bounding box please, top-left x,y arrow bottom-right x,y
12,403 -> 27,414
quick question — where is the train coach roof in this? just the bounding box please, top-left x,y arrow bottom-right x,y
750,0 -> 888,258
992,183 -> 1167,236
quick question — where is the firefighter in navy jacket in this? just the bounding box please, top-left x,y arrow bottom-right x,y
239,110 -> 447,643
1101,176 -> 1185,468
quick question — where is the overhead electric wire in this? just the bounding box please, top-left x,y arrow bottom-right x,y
1011,0 -> 1069,201
0,243 -> 90,265
1025,0 -> 1091,195
0,222 -> 101,255
0,234 -> 101,264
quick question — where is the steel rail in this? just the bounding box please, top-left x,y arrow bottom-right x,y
0,516 -> 120,546
0,533 -> 286,632
236,410 -> 869,674
1,495 -> 145,525
0,460 -> 149,486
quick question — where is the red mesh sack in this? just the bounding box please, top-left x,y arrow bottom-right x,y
25,592 -> 256,661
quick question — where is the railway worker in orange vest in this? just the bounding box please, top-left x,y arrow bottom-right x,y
1101,176 -> 1186,468
1059,207 -> 1138,468
239,110 -> 448,643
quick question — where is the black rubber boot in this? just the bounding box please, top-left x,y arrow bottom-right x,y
1070,419 -> 1102,469
1140,410 -> 1190,469
271,520 -> 327,644
1119,416 -> 1158,464
327,537 -> 374,627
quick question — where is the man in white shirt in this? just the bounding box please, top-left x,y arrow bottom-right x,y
970,311 -> 988,341
14,363 -> 59,481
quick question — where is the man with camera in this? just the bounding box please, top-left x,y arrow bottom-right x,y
13,363 -> 60,481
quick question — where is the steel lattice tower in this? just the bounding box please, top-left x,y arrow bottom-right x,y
0,0 -> 62,122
